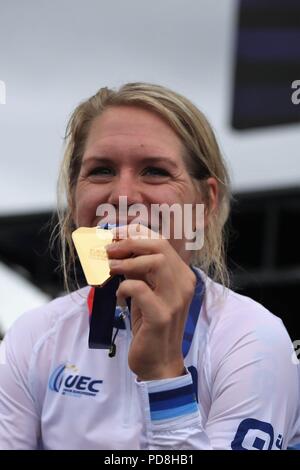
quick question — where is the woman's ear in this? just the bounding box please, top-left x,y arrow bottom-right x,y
204,177 -> 218,226
207,177 -> 218,213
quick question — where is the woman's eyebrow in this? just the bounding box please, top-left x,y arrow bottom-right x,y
81,157 -> 114,167
139,156 -> 178,168
82,156 -> 179,168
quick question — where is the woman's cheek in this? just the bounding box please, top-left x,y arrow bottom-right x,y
74,185 -> 95,226
75,184 -> 111,227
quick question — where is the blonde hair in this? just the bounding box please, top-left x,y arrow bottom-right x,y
54,82 -> 231,291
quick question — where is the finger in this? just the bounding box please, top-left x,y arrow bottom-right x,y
111,224 -> 161,241
106,236 -> 170,259
116,296 -> 128,309
116,279 -> 166,326
109,253 -> 165,288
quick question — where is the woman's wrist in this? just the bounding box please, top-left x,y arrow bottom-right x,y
136,361 -> 186,382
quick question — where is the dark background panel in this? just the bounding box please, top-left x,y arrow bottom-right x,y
232,0 -> 300,130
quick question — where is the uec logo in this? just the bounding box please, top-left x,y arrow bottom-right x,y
48,363 -> 103,397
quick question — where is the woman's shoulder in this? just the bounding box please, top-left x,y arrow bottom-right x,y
199,271 -> 290,346
4,286 -> 90,348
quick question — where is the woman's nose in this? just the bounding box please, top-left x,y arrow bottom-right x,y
106,171 -> 144,206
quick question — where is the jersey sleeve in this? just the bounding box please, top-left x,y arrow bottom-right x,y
205,307 -> 299,450
0,315 -> 41,449
136,372 -> 212,449
137,303 -> 299,450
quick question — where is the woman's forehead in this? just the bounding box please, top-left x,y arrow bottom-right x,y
83,106 -> 185,164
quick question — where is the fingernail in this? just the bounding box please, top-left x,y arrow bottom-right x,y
117,298 -> 127,310
105,243 -> 116,251
108,259 -> 122,268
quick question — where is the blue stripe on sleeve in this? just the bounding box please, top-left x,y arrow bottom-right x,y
149,383 -> 194,403
150,402 -> 199,421
150,392 -> 196,412
147,376 -> 199,423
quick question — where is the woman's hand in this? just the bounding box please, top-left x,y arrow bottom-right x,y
105,224 -> 196,381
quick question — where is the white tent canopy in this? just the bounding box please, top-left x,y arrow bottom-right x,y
0,263 -> 49,334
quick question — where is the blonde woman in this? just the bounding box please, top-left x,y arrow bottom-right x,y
0,83 -> 299,450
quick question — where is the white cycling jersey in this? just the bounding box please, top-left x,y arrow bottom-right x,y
0,267 -> 299,450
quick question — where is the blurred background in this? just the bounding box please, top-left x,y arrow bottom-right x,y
0,0 -> 299,342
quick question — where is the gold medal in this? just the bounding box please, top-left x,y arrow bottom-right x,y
72,226 -> 113,286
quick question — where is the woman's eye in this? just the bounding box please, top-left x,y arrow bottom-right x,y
89,167 -> 114,176
143,167 -> 170,177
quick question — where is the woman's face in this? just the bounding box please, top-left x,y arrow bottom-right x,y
74,105 -> 217,263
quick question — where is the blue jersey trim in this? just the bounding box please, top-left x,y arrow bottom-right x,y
150,402 -> 199,421
182,267 -> 204,358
